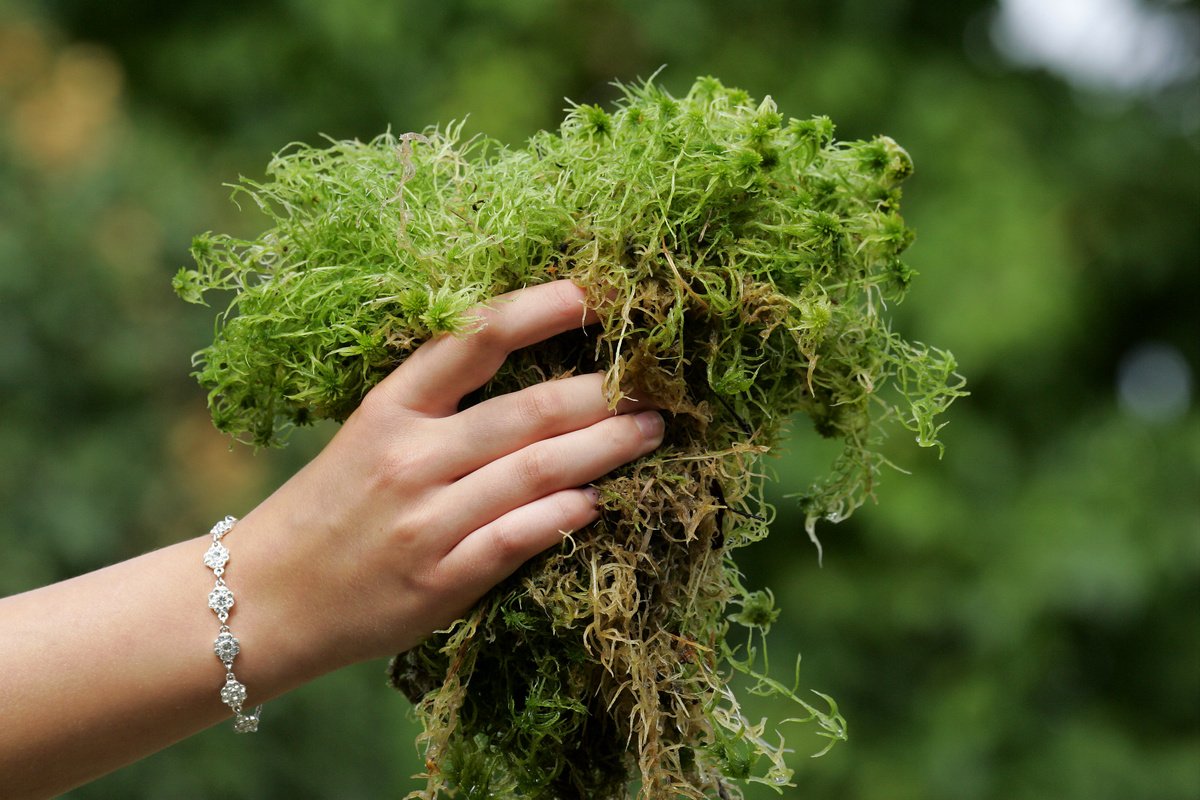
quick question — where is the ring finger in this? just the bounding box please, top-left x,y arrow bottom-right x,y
435,409 -> 665,544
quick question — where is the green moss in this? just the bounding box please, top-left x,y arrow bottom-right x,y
177,76 -> 966,799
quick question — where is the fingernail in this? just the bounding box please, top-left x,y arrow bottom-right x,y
634,410 -> 665,442
583,486 -> 600,506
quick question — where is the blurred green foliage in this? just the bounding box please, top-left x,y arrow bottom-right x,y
1,1 -> 1196,798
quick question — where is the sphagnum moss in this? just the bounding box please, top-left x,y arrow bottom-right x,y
177,76 -> 966,799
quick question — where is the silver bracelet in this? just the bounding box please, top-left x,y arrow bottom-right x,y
203,515 -> 263,733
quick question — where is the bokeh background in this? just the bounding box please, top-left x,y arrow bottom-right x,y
2,0 -> 1197,798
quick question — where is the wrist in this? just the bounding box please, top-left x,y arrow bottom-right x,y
210,507 -> 345,706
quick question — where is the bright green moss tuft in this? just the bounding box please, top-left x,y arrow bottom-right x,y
178,76 -> 966,799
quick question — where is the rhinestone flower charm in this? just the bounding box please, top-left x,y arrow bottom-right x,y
208,585 -> 235,616
221,677 -> 247,708
234,709 -> 261,734
203,541 -> 230,571
210,516 -> 236,539
214,630 -> 241,663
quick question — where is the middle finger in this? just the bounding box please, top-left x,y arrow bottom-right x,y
434,372 -> 648,479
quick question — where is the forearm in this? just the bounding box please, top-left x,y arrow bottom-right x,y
0,515 -> 330,799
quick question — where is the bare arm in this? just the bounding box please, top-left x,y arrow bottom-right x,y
0,281 -> 664,799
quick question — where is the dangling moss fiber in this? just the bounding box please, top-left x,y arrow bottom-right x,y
177,76 -> 966,799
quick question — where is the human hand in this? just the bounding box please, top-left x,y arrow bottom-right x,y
234,281 -> 664,684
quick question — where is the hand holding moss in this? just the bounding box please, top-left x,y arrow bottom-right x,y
237,280 -> 664,668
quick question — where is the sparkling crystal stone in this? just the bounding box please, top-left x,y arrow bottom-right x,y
208,585 -> 235,615
234,708 -> 261,733
203,541 -> 229,571
214,631 -> 240,662
210,516 -> 237,539
221,677 -> 247,709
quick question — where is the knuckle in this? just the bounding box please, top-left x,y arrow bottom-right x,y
401,558 -> 440,597
464,307 -> 503,348
516,386 -> 563,428
554,490 -> 590,526
454,314 -> 508,370
355,382 -> 398,424
397,500 -> 438,539
546,281 -> 585,320
368,429 -> 441,490
370,449 -> 413,490
487,521 -> 524,561
515,445 -> 557,491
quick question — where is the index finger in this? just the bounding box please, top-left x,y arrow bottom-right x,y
380,281 -> 599,416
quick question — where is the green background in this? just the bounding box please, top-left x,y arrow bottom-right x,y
1,1 -> 1196,797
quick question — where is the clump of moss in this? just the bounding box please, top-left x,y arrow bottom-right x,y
177,76 -> 965,799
